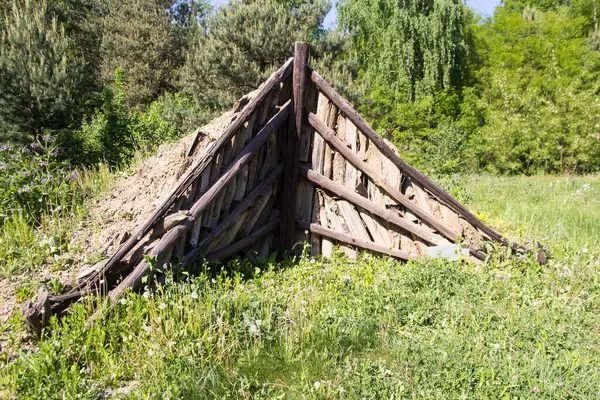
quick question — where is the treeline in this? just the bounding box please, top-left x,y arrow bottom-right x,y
1,0 -> 599,174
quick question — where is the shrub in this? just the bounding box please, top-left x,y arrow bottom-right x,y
0,136 -> 82,225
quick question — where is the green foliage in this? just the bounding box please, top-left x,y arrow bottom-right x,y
0,137 -> 81,225
183,0 -> 330,111
65,69 -> 202,166
100,0 -> 177,109
339,0 -> 470,102
470,7 -> 600,174
0,0 -> 84,139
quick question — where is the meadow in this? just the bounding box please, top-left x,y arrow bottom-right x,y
0,174 -> 598,399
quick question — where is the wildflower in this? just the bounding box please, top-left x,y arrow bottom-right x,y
0,144 -> 9,152
191,291 -> 198,299
159,302 -> 167,310
39,161 -> 48,167
29,142 -> 38,150
66,172 -> 78,182
583,184 -> 590,191
41,135 -> 55,143
582,248 -> 589,253
119,298 -> 127,305
249,324 -> 258,334
21,147 -> 30,154
0,163 -> 6,171
24,171 -> 31,177
532,386 -> 538,393
314,381 -> 321,389
148,349 -> 154,356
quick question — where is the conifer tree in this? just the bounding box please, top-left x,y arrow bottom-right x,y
0,0 -> 83,140
182,0 -> 329,111
101,0 -> 176,109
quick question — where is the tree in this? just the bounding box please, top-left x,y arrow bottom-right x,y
182,0 -> 330,111
0,0 -> 83,140
338,0 -> 470,102
101,0 -> 177,109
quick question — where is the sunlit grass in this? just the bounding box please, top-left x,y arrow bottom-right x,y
464,174 -> 600,254
1,174 -> 599,398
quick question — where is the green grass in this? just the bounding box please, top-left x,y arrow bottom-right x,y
0,175 -> 599,399
464,175 -> 600,253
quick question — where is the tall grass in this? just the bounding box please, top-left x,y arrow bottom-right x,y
0,163 -> 113,278
464,175 -> 600,253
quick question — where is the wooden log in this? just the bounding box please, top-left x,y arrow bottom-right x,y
279,42 -> 309,258
182,163 -> 283,266
66,58 -> 294,299
206,220 -> 280,262
308,113 -> 459,242
296,220 -> 418,262
105,103 -> 290,301
310,67 -> 527,251
301,166 -> 448,246
233,114 -> 256,201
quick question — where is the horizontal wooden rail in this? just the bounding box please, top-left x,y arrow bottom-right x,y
309,68 -> 527,251
301,166 -> 447,246
308,112 -> 458,242
296,219 -> 417,261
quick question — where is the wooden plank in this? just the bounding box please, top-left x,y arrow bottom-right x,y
233,115 -> 256,201
359,211 -> 393,248
308,113 -> 459,242
323,195 -> 356,258
279,42 -> 309,258
68,58 -> 295,300
105,105 -> 291,302
205,220 -> 279,262
310,67 -> 527,252
296,220 -> 418,262
301,166 -> 448,246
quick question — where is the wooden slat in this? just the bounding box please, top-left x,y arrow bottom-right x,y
301,166 -> 448,246
310,67 -> 526,251
308,113 -> 459,242
65,58 -> 295,300
206,220 -> 279,262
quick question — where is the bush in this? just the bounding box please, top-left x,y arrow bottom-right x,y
0,136 -> 82,225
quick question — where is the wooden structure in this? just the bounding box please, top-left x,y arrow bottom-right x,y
28,43 -> 525,330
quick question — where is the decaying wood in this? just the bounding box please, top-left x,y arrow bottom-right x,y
296,220 -> 418,262
58,59 -> 295,303
301,166 -> 447,246
308,112 -> 459,242
22,291 -> 50,335
310,67 -> 526,251
279,42 -> 308,258
206,219 -> 279,262
183,163 -> 283,267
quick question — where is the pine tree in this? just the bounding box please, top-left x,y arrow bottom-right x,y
101,0 -> 176,109
0,0 -> 83,140
182,0 -> 330,111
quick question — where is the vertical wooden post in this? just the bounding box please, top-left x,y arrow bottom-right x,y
279,42 -> 308,258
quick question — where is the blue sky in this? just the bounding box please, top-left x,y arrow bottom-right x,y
211,0 -> 502,29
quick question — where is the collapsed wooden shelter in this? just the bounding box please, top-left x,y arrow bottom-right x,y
24,43 -> 526,332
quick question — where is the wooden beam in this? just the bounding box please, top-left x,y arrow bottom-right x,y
301,166 -> 448,246
296,219 -> 417,262
103,102 -> 290,303
279,42 -> 309,258
64,59 -> 295,300
308,112 -> 459,242
206,219 -> 279,261
182,163 -> 284,267
309,68 -> 528,251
